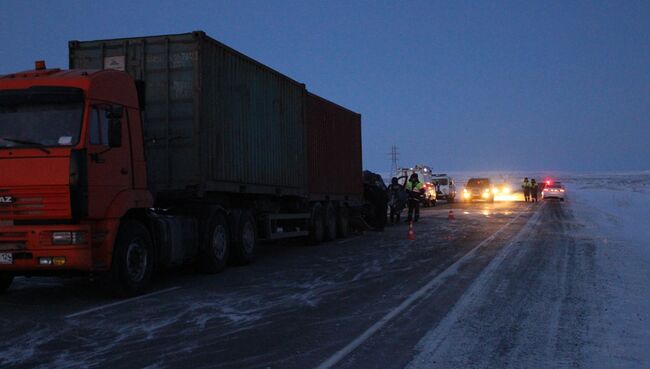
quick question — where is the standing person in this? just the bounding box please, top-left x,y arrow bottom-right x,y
522,177 -> 531,202
406,173 -> 425,222
530,179 -> 538,202
388,177 -> 406,224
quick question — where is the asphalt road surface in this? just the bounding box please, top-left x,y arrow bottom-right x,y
0,198 -> 598,369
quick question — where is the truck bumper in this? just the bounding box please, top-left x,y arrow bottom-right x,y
0,224 -> 94,273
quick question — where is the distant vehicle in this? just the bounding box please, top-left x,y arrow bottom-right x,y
542,182 -> 566,201
395,165 -> 437,207
422,182 -> 437,207
463,178 -> 494,203
491,181 -> 512,196
432,174 -> 457,203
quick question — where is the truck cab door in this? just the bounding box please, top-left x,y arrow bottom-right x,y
86,104 -> 133,219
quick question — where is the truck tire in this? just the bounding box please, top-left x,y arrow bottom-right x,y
230,211 -> 256,266
110,220 -> 155,297
199,212 -> 230,273
448,196 -> 454,203
309,203 -> 324,244
337,206 -> 350,238
324,202 -> 337,241
0,273 -> 13,293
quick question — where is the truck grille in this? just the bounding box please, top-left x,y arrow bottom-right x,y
0,187 -> 70,220
0,231 -> 28,251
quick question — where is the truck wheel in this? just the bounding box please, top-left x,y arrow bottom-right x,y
309,203 -> 324,244
337,206 -> 350,238
0,273 -> 13,293
448,196 -> 454,203
230,211 -> 256,266
324,203 -> 337,241
200,212 -> 230,273
110,220 -> 154,297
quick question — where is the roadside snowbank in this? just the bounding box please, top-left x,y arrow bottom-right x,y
567,175 -> 650,368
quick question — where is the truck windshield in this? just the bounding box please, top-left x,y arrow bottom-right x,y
0,87 -> 84,149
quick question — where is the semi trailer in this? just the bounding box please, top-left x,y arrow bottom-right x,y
0,31 -> 369,296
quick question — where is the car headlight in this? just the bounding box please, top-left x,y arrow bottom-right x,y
503,187 -> 511,194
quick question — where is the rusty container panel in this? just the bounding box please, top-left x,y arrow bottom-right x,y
69,31 -> 307,198
306,93 -> 363,199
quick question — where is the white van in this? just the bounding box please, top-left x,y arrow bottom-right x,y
432,174 -> 457,203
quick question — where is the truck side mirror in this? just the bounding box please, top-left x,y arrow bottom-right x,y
108,119 -> 122,148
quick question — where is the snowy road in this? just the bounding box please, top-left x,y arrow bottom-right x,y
0,181 -> 646,368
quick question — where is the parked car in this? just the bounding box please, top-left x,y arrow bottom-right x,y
542,182 -> 566,201
462,178 -> 494,203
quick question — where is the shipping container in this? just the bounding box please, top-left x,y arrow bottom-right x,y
69,31 -> 307,198
306,93 -> 363,200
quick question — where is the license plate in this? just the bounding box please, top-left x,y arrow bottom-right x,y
0,253 -> 12,264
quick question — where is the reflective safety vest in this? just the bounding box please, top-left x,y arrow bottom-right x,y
522,181 -> 531,189
406,181 -> 424,191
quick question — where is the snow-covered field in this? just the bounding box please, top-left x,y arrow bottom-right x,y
564,172 -> 650,368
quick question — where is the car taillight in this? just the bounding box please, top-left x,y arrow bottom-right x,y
543,188 -> 549,192
560,189 -> 565,192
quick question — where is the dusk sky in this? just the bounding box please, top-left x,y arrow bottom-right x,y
1,0 -> 648,173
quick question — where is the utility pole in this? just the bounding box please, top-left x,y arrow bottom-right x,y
389,145 -> 399,177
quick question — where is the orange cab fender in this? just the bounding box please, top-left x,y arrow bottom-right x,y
104,189 -> 154,219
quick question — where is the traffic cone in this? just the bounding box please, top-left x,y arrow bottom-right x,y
407,221 -> 415,240
448,210 -> 455,220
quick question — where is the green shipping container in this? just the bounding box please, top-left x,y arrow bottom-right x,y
69,31 -> 307,198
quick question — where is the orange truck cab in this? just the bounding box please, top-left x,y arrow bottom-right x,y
0,62 -> 153,295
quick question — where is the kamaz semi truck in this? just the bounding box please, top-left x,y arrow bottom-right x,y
0,31 -> 368,296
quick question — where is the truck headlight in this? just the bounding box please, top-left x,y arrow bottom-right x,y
52,231 -> 87,245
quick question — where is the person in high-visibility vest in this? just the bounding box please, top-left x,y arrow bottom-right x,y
522,177 -> 531,202
406,173 -> 425,222
530,178 -> 538,202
